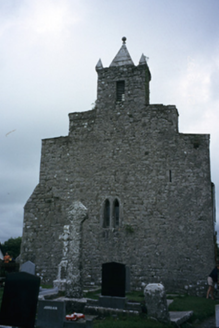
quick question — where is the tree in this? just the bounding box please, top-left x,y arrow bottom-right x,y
1,237 -> 22,259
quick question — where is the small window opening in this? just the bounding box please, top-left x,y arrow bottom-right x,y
113,199 -> 120,227
116,81 -> 125,101
103,199 -> 110,228
169,170 -> 172,182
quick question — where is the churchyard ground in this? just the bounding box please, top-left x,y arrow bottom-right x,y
0,287 -> 218,327
84,290 -> 219,328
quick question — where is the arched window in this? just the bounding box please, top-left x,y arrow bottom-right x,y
103,199 -> 110,228
113,198 -> 120,227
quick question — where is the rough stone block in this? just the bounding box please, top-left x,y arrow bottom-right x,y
144,283 -> 170,323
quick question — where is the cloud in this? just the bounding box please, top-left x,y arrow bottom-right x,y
181,57 -> 211,104
23,0 -> 84,41
0,0 -> 219,244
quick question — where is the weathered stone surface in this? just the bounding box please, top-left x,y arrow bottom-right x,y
20,39 -> 215,294
53,225 -> 71,291
144,283 -> 170,323
64,201 -> 87,298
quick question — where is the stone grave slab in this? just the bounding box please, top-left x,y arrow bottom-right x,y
169,311 -> 193,326
39,286 -> 59,296
20,260 -> 35,275
0,271 -> 40,328
101,262 -> 126,297
36,300 -> 65,328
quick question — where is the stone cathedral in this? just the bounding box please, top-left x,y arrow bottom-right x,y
21,38 -> 216,295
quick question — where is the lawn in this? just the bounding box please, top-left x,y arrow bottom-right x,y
93,315 -> 173,328
83,290 -> 219,328
0,286 -> 218,327
84,289 -> 145,303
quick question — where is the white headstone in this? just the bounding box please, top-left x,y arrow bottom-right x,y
144,283 -> 170,323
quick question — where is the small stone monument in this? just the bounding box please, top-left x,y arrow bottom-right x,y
100,262 -> 127,309
102,262 -> 126,297
144,283 -> 170,323
54,201 -> 88,298
36,300 -> 65,328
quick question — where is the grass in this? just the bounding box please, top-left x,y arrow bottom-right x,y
93,315 -> 172,328
84,290 -> 145,303
126,291 -> 145,303
0,286 -> 218,327
168,294 -> 219,322
84,289 -> 101,300
89,291 -> 219,328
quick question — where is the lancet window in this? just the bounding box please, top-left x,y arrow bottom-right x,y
102,197 -> 121,228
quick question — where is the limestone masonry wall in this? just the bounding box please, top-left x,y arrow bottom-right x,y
21,42 -> 215,295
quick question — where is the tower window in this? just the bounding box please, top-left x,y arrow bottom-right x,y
169,170 -> 172,182
116,81 -> 125,101
113,199 -> 120,227
102,197 -> 121,229
103,199 -> 110,228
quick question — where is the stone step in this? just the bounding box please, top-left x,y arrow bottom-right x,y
169,311 -> 193,326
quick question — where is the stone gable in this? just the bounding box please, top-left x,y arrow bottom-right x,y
20,39 -> 216,295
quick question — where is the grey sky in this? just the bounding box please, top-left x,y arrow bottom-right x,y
1,0 -> 219,242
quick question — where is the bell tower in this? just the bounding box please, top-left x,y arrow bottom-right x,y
95,37 -> 151,113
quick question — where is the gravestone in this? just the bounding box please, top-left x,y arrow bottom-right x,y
36,300 -> 65,328
100,262 -> 126,309
144,283 -> 170,323
0,271 -> 40,328
101,262 -> 126,297
20,260 -> 35,275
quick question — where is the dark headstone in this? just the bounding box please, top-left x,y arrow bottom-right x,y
36,300 -> 65,328
101,262 -> 126,297
0,271 -> 40,328
20,260 -> 35,275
